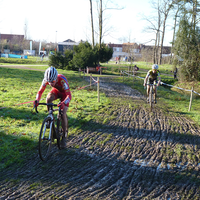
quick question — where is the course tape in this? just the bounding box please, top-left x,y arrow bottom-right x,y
122,70 -> 200,96
76,82 -> 97,91
73,76 -> 98,91
0,76 -> 99,110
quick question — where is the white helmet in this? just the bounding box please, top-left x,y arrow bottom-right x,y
44,66 -> 58,82
152,64 -> 158,70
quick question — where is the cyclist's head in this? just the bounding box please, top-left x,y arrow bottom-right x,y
44,66 -> 58,82
152,64 -> 159,70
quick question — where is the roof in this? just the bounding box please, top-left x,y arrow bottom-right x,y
58,39 -> 86,46
58,41 -> 78,46
63,39 -> 75,43
0,34 -> 24,41
107,43 -> 123,48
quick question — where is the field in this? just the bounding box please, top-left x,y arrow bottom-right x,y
0,63 -> 200,199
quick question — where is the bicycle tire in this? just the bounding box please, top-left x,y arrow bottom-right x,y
149,86 -> 153,111
56,117 -> 63,149
39,116 -> 53,161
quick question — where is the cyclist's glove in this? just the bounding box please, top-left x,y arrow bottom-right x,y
58,101 -> 65,109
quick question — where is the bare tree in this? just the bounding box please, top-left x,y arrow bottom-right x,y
91,0 -> 123,47
142,0 -> 178,64
170,2 -> 182,63
154,1 -> 161,64
158,0 -> 175,64
141,7 -> 161,63
99,0 -> 103,47
89,0 -> 95,48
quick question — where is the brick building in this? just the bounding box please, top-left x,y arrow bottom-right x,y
0,34 -> 24,42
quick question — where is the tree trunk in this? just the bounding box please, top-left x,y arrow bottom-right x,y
99,0 -> 103,47
89,0 -> 95,48
159,14 -> 167,65
158,3 -> 172,65
154,3 -> 161,64
192,0 -> 197,31
171,7 -> 179,63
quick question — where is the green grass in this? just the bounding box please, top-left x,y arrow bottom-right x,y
101,61 -> 175,76
0,66 -> 110,169
0,56 -> 49,65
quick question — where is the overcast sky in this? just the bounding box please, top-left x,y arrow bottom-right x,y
0,0 -> 174,46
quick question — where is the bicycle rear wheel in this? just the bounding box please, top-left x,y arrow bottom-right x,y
39,116 -> 53,161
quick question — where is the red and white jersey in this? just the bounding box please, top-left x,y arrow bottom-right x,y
36,74 -> 71,105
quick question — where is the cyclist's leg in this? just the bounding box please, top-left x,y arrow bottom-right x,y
146,85 -> 150,102
147,79 -> 153,102
59,105 -> 68,148
46,89 -> 58,109
147,85 -> 150,96
46,89 -> 58,129
62,105 -> 68,138
153,80 -> 157,103
59,92 -> 71,148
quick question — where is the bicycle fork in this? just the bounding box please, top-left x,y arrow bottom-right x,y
42,114 -> 54,141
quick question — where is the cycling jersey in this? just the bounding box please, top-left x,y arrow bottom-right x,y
36,74 -> 71,107
147,70 -> 160,83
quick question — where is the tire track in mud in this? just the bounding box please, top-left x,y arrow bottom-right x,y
0,77 -> 200,199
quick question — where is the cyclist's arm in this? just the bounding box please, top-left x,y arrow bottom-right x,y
143,73 -> 149,86
60,77 -> 71,106
63,94 -> 71,105
36,80 -> 47,102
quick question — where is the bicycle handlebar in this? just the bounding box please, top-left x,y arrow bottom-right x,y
145,83 -> 157,86
34,100 -> 61,113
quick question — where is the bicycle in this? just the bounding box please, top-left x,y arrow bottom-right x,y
34,101 -> 64,161
145,83 -> 157,111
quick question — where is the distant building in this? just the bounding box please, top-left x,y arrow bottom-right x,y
0,34 -> 24,42
139,44 -> 171,54
122,43 -> 140,54
107,43 -> 128,58
58,39 -> 85,54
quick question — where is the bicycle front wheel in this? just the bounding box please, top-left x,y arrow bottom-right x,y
149,86 -> 153,111
39,116 -> 52,161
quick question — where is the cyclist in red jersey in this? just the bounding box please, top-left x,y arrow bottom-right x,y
34,66 -> 71,148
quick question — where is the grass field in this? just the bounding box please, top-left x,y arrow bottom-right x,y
0,61 -> 200,170
0,66 -> 110,169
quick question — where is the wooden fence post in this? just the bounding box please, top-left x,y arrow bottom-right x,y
188,87 -> 193,111
97,77 -> 100,102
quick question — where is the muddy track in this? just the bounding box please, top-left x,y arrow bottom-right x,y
0,77 -> 200,200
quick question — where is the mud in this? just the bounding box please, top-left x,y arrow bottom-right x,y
0,76 -> 200,200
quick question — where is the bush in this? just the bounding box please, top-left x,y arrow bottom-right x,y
73,42 -> 96,70
48,50 -> 73,70
49,42 -> 113,71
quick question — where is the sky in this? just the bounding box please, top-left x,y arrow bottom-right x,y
0,0 -> 174,46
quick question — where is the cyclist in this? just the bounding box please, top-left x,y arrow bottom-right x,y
143,64 -> 161,103
34,66 -> 71,148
